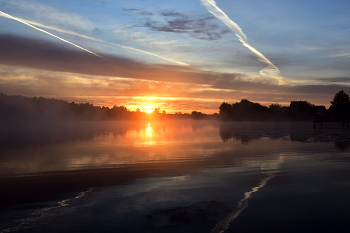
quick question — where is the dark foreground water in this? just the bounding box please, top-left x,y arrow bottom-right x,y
0,121 -> 349,233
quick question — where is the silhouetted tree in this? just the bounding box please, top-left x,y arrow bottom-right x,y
269,103 -> 287,121
329,90 -> 350,119
0,94 -> 142,121
191,111 -> 206,120
269,103 -> 282,111
219,99 -> 290,121
231,99 -> 269,121
330,90 -> 350,108
152,107 -> 160,114
219,102 -> 233,121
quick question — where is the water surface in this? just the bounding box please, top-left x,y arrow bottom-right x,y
0,121 -> 349,232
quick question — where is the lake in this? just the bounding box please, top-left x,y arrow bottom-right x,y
0,121 -> 349,233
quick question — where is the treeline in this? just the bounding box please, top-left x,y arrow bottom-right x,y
220,89 -> 350,122
0,93 -> 130,121
2,90 -> 348,122
219,99 -> 289,121
0,93 -> 169,121
0,93 -> 214,121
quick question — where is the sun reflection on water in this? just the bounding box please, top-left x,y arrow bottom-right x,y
132,122 -> 156,147
147,122 -> 152,136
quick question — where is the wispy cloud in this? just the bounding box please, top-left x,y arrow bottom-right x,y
316,77 -> 350,83
122,8 -> 140,12
0,11 -> 189,66
0,10 -> 104,59
1,60 -> 347,112
160,10 -> 186,18
1,0 -> 90,30
330,53 -> 350,58
2,34 -> 347,96
0,34 -> 193,82
123,8 -> 153,16
199,0 -> 280,78
138,11 -> 154,16
144,15 -> 228,41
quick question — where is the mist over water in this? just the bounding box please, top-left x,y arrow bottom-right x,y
0,121 -> 349,232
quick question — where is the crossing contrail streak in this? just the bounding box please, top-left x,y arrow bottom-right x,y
0,11 -> 189,66
0,10 -> 105,59
211,158 -> 282,233
199,0 -> 279,77
210,172 -> 276,233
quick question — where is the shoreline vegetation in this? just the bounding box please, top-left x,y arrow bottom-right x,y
0,91 -> 349,122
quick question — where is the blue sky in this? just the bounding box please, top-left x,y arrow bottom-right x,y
0,0 -> 349,113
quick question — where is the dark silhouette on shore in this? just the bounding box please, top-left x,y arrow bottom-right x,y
328,90 -> 350,118
0,93 -> 203,121
312,90 -> 350,128
219,90 -> 350,123
1,90 -> 349,122
219,99 -> 284,121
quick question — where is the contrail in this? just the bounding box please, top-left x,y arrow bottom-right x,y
0,188 -> 93,233
199,0 -> 279,77
0,10 -> 105,59
211,159 -> 282,233
210,172 -> 276,233
0,11 -> 189,66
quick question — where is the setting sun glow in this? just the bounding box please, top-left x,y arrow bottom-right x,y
143,104 -> 156,114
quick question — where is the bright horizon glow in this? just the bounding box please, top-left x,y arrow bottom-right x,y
143,104 -> 157,114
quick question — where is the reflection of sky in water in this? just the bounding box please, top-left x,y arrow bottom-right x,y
1,121 -> 350,232
0,121 -> 348,177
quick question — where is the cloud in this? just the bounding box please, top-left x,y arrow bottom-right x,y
2,63 -> 346,113
1,34 -> 348,111
1,0 -> 91,30
122,8 -> 140,11
1,62 -> 347,112
0,10 -> 104,59
330,53 -> 350,58
0,34 -> 222,84
199,0 -> 280,77
316,77 -> 350,83
160,10 -> 186,18
122,7 -> 153,16
139,11 -> 154,16
144,16 -> 228,40
0,12 -> 189,66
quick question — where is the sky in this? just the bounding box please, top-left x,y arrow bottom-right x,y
0,0 -> 349,113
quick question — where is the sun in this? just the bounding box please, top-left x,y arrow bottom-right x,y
144,104 -> 155,114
